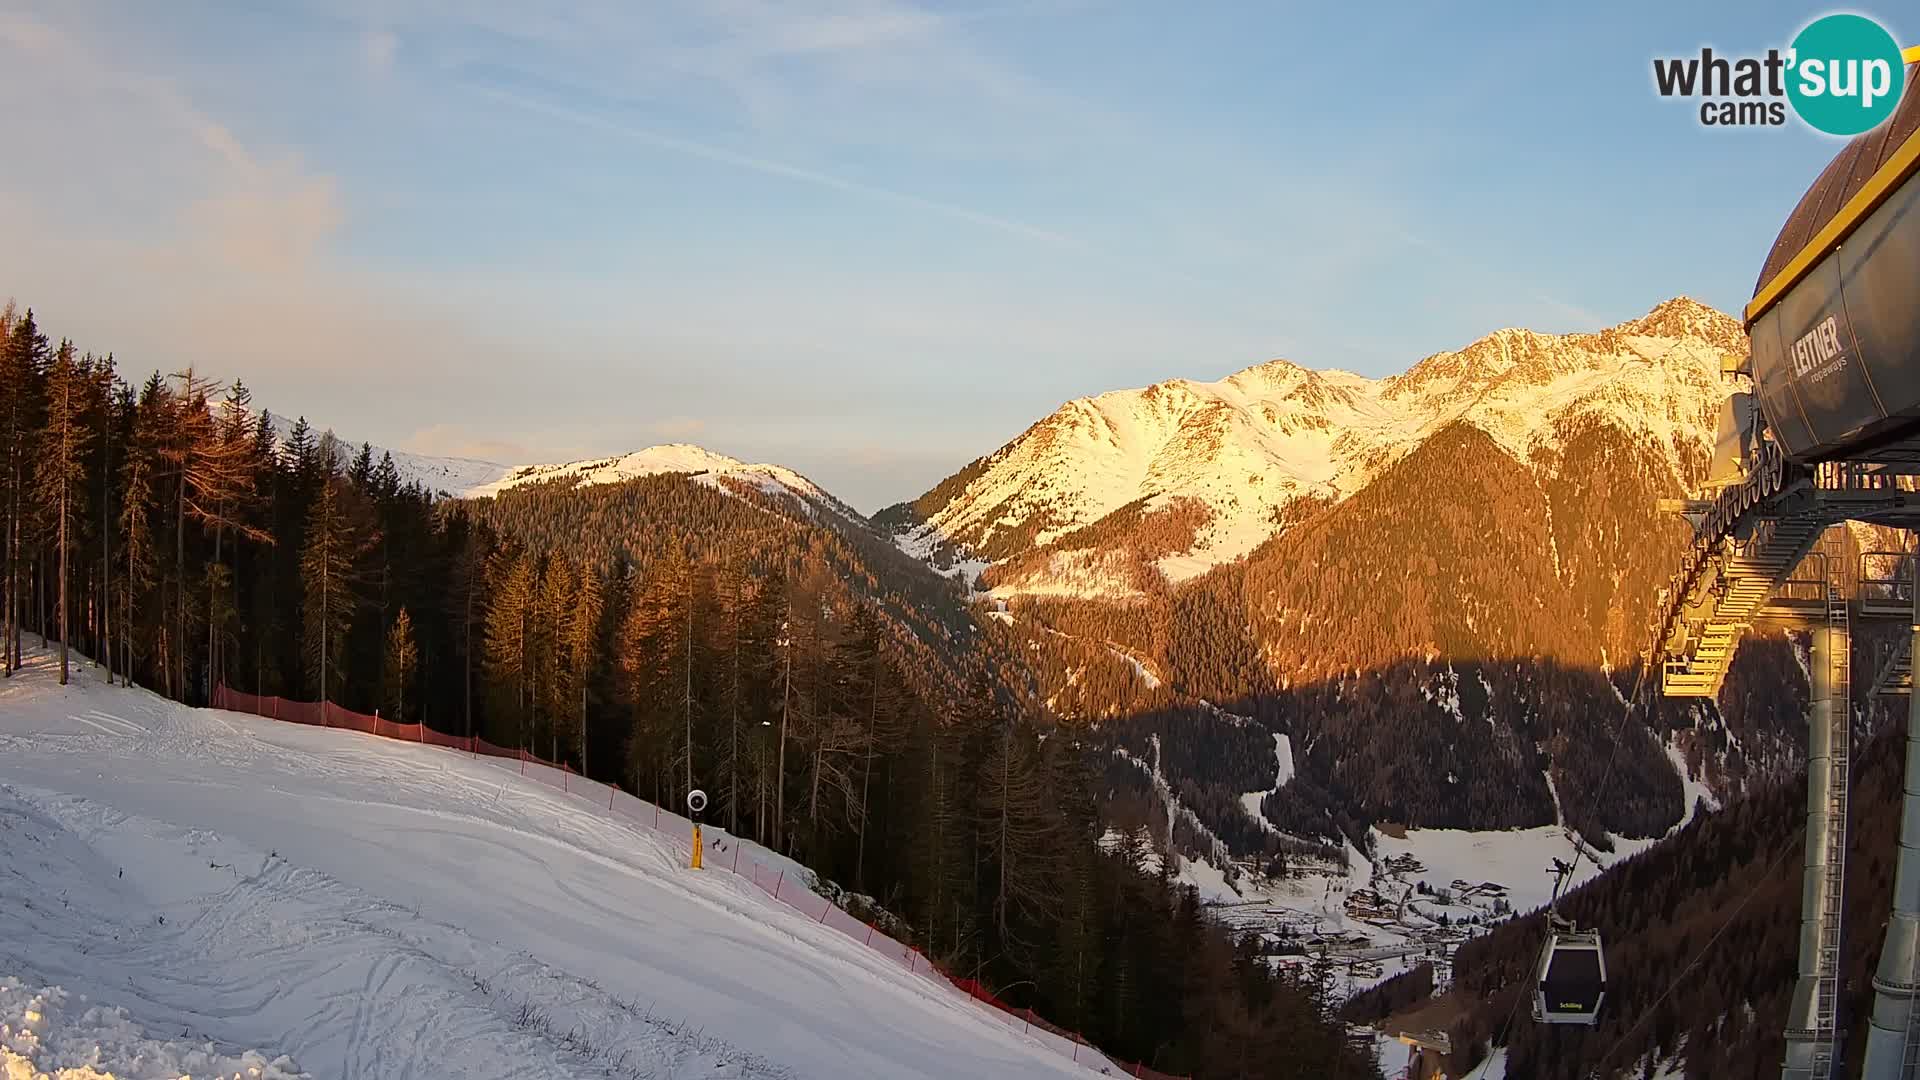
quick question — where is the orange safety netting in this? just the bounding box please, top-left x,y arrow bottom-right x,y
211,684 -> 1184,1080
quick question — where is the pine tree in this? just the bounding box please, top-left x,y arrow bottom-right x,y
978,718 -> 1062,951
94,358 -> 122,679
242,409 -> 280,696
348,442 -> 374,490
839,604 -> 902,891
283,418 -> 317,494
617,552 -> 694,802
564,562 -> 604,772
535,555 -> 575,760
384,606 -> 418,722
301,437 -> 360,706
716,560 -> 752,836
118,374 -> 166,688
775,581 -> 796,851
205,379 -> 266,692
448,514 -> 488,740
35,341 -> 93,683
372,452 -> 401,502
483,549 -> 536,747
2,309 -> 51,675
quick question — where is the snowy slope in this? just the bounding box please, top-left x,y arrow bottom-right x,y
0,650 -> 1116,1080
465,444 -> 857,519
256,410 -> 856,522
255,412 -> 513,497
382,447 -> 515,496
903,297 -> 1741,598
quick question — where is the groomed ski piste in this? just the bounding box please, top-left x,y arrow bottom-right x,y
0,647 -> 1131,1080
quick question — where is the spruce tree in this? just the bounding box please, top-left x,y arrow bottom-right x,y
535,555 -> 574,759
205,379 -> 266,692
117,374 -> 167,688
448,514 -> 487,740
564,561 -> 604,771
301,437 -> 360,706
384,606 -> 418,722
617,553 -> 693,802
716,560 -> 751,835
93,358 -> 122,677
978,717 -> 1061,952
482,549 -> 536,747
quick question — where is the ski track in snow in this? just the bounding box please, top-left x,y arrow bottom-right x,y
0,650 -> 1116,1080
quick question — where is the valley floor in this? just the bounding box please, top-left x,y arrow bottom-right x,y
0,647 -> 1116,1080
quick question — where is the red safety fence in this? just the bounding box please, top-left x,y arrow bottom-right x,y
211,684 -> 1186,1080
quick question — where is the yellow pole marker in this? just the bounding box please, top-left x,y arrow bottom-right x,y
691,823 -> 703,869
1906,45 -> 1920,64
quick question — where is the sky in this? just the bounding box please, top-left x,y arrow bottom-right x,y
0,1 -> 1897,511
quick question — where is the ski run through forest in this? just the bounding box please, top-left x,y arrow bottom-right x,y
0,304 -> 1381,1077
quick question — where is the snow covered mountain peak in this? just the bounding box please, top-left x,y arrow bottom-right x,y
1621,294 -> 1747,353
897,297 -> 1744,598
466,442 -> 852,517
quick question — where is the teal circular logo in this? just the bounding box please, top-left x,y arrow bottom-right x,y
1787,14 -> 1906,136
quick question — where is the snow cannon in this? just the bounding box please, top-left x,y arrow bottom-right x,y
1745,61 -> 1920,467
687,788 -> 708,870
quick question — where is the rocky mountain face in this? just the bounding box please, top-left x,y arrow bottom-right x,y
889,298 -> 1742,602
911,299 -> 1826,854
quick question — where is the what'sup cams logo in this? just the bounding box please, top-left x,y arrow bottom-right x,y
1653,13 -> 1915,135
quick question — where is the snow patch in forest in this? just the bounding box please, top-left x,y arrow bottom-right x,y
1421,668 -> 1463,723
1171,852 -> 1244,904
1238,734 -> 1294,835
1107,646 -> 1161,689
891,528 -> 990,588
1110,744 -> 1238,896
1666,739 -> 1720,829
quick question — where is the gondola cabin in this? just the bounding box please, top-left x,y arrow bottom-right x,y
1533,930 -> 1606,1026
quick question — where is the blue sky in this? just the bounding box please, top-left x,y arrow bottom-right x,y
0,1 -> 1897,510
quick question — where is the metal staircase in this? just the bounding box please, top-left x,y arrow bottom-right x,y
1874,636 -> 1913,697
1662,514 -> 1832,697
1657,464 -> 1920,699
1866,550 -> 1918,698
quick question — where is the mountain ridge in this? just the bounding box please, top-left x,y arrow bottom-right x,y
890,297 -> 1742,599
463,442 -> 860,520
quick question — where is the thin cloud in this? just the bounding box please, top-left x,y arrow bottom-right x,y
361,29 -> 398,72
470,83 -> 1078,248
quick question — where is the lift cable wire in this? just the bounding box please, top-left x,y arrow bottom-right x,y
1469,666 -> 1648,1076
1583,632 -> 1873,1080
1582,823 -> 1807,1079
1469,822 -> 1802,1079
1465,974 -> 1533,1080
1470,653 -> 1655,1074
1548,656 -> 1654,914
